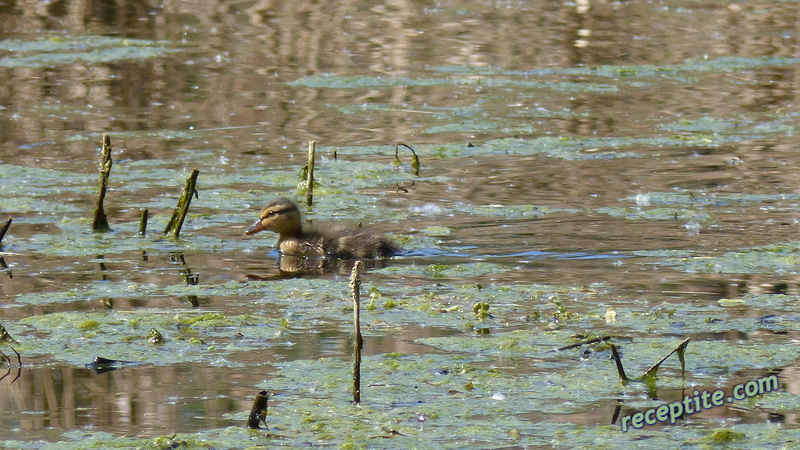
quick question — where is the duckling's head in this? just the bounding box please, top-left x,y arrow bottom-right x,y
244,197 -> 302,237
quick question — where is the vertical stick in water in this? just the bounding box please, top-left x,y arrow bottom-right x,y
163,168 -> 200,238
306,140 -> 316,207
247,390 -> 270,429
0,217 -> 11,245
139,208 -> 148,236
91,134 -> 113,232
350,261 -> 363,403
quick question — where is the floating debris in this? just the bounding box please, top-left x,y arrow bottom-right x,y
84,356 -> 143,375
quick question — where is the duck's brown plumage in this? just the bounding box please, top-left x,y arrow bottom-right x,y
244,198 -> 401,259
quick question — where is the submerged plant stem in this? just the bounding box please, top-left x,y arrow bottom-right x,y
163,169 -> 199,238
91,134 -> 113,232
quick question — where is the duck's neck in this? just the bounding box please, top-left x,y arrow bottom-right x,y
277,224 -> 303,242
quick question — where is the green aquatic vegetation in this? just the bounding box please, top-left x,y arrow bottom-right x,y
14,310 -> 282,366
334,100 -> 546,128
715,294 -> 800,311
686,340 -> 800,374
289,74 -> 617,93
420,226 -> 452,236
374,262 -> 507,279
431,55 -> 800,80
752,390 -> 800,412
661,116 -> 740,133
146,327 -> 165,344
623,191 -> 800,206
419,134 -> 745,160
596,300 -> 798,343
597,206 -> 712,222
0,35 -> 181,68
417,328 -> 601,357
266,352 -> 618,420
311,159 -> 419,190
1,196 -> 84,214
0,164 -> 87,192
423,120 -> 535,135
18,223 -> 276,258
174,312 -> 237,327
66,129 -> 201,144
418,326 -> 796,385
3,422 -> 799,449
458,202 -> 576,218
473,302 -> 491,320
707,428 -> 747,443
661,241 -> 800,274
77,320 -> 100,331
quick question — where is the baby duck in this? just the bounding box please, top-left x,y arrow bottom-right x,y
244,198 -> 402,259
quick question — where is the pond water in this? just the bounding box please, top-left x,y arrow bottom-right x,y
2,0 -> 800,448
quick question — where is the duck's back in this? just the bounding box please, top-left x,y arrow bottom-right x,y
327,227 -> 402,259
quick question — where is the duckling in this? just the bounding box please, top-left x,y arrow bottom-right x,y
244,198 -> 402,259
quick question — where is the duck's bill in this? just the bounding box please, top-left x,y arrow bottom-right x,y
244,219 -> 266,235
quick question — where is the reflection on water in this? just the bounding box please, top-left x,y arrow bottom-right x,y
0,325 -> 457,437
1,364 -> 247,438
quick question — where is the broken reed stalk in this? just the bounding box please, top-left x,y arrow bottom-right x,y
395,142 -> 420,176
547,336 -> 612,353
163,168 -> 200,238
91,134 -> 113,232
610,337 -> 691,384
306,140 -> 316,207
138,208 -> 148,236
0,217 -> 11,245
247,390 -> 270,429
350,260 -> 364,403
609,344 -> 629,382
642,337 -> 691,381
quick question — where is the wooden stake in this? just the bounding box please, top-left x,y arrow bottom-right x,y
163,169 -> 199,238
91,134 -> 113,232
350,260 -> 363,403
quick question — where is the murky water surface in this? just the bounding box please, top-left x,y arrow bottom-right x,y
2,0 -> 800,448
